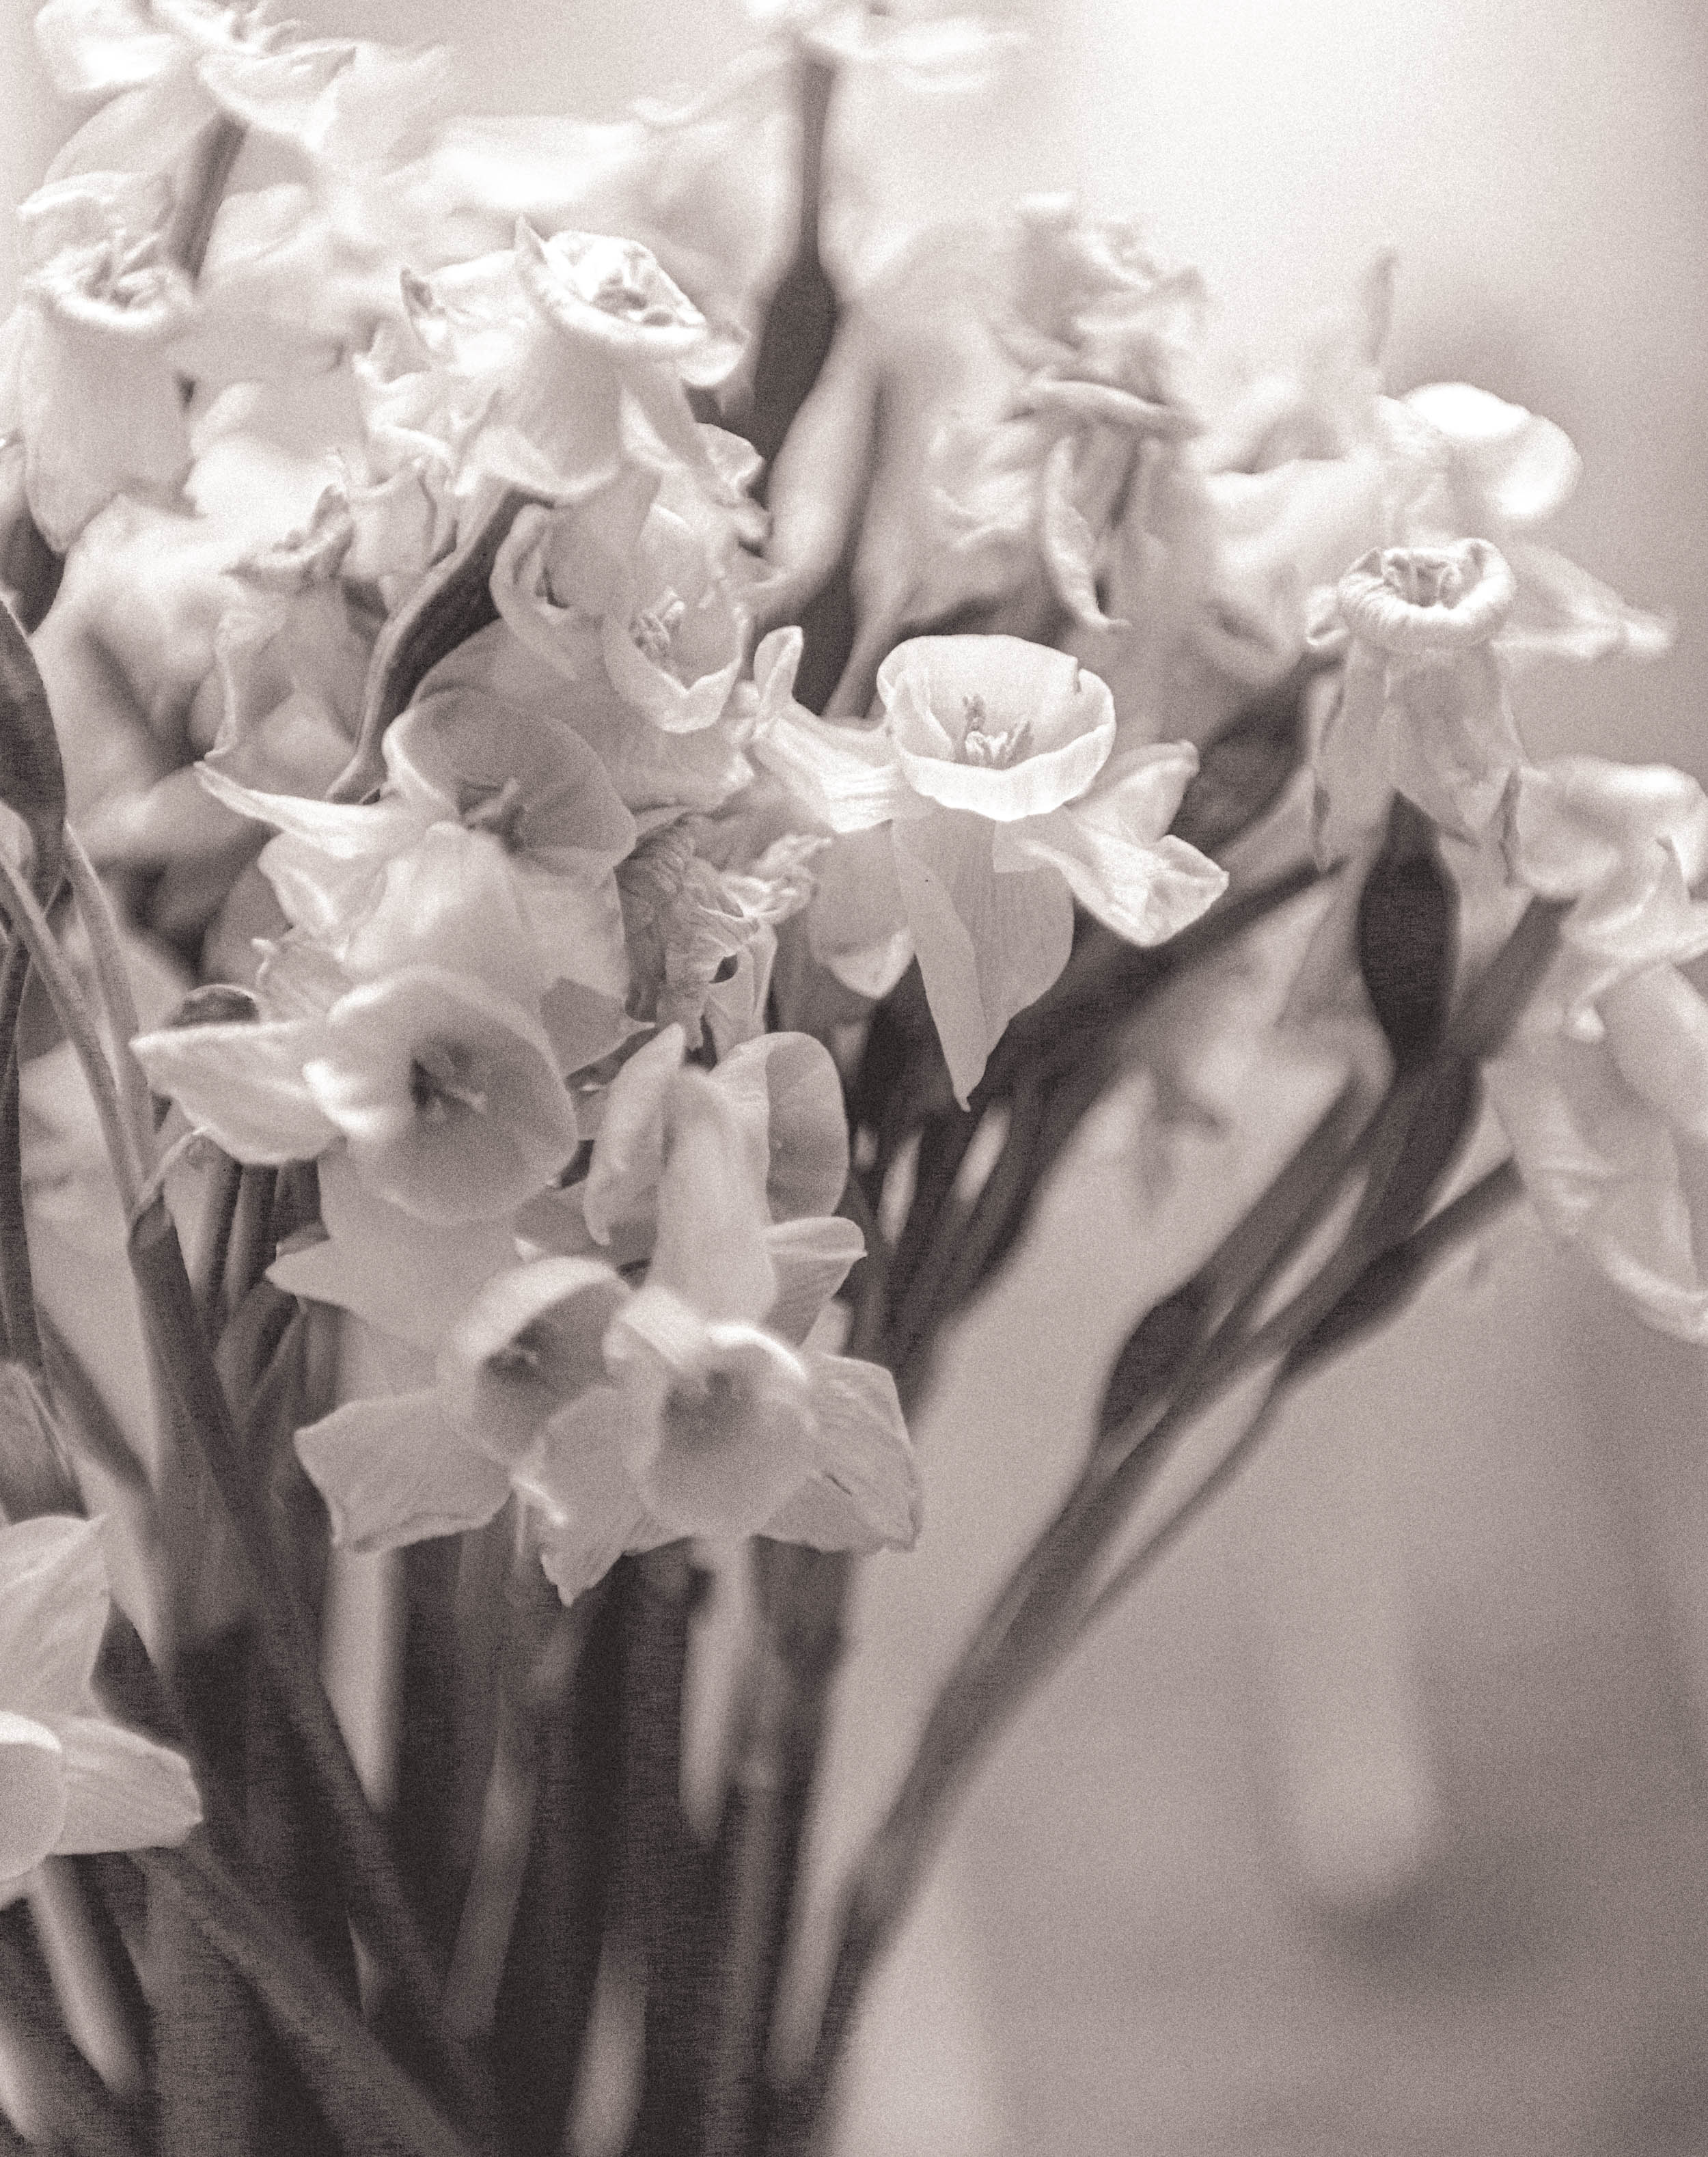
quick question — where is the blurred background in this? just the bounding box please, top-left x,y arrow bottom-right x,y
6,2 -> 1708,2151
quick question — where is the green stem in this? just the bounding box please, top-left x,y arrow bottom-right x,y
60,827 -> 155,1187
0,851 -> 141,1211
0,1913 -> 143,2157
126,1198 -> 491,2134
141,1841 -> 484,2157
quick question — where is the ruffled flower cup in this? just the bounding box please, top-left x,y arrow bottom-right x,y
1310,537 -> 1524,862
753,629 -> 1226,1100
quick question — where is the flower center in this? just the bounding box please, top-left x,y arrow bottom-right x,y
409,1043 -> 488,1121
1381,549 -> 1467,609
590,247 -> 683,328
458,776 -> 527,849
631,590 -> 687,665
959,693 -> 1032,769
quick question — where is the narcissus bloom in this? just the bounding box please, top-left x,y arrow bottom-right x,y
1310,538 -> 1524,862
752,629 -> 1226,1100
0,1513 -> 201,1891
295,1025 -> 913,1601
1485,756 -> 1708,1339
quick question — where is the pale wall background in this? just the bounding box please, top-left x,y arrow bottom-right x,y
6,3 -> 1708,2152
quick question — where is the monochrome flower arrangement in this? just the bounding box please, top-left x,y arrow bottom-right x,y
0,2 -> 1685,2151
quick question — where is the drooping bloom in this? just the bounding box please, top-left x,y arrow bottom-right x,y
752,629 -> 1226,1100
0,170 -> 195,551
1308,538 -> 1526,862
1485,756 -> 1708,1338
294,1023 -> 914,1602
0,1513 -> 201,1892
357,223 -> 744,538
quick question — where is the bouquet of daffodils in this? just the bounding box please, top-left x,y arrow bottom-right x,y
0,3 -> 1690,2152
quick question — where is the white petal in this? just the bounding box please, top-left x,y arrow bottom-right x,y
0,1712 -> 67,1879
765,1351 -> 920,1552
892,810 -> 1074,1104
51,1716 -> 202,1856
130,1017 -> 336,1164
764,1215 -> 866,1345
0,1515 -> 109,1719
295,1392 -> 510,1551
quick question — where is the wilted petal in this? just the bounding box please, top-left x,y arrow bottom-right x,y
892,806 -> 1075,1103
1501,539 -> 1674,666
131,1015 -> 336,1163
1402,383 -> 1581,530
1385,644 -> 1526,842
1487,1033 -> 1708,1342
0,1516 -> 109,1720
51,1716 -> 202,1855
295,1391 -> 510,1550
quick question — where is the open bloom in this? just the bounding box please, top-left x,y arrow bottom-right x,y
1309,538 -> 1525,862
1485,756 -> 1708,1338
752,629 -> 1226,1100
0,1513 -> 201,1891
294,1025 -> 913,1601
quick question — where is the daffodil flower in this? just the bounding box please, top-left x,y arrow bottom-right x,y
1309,538 -> 1526,862
752,629 -> 1227,1101
1,170 -> 195,550
197,680 -> 637,1071
294,1026 -> 913,1602
361,224 -> 743,533
0,1514 -> 200,1893
133,958 -> 581,1222
1394,382 -> 1672,666
1485,756 -> 1708,1339
491,454 -> 757,734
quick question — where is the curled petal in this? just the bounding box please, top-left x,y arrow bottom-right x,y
998,811 -> 1226,947
295,1390 -> 510,1551
763,1215 -> 867,1347
1383,643 -> 1526,842
1337,540 -> 1515,657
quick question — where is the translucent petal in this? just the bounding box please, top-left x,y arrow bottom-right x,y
764,1215 -> 866,1346
765,1351 -> 920,1552
892,809 -> 1075,1104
